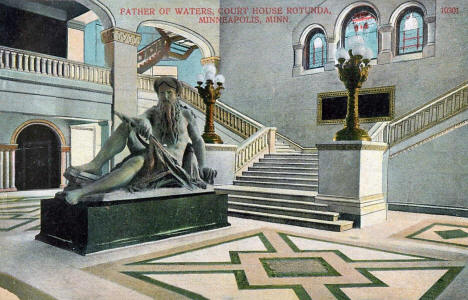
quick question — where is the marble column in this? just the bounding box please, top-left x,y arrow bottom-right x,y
0,144 -> 18,192
101,27 -> 141,165
324,37 -> 337,71
60,146 -> 71,188
292,44 -> 304,76
378,24 -> 393,64
423,16 -> 436,57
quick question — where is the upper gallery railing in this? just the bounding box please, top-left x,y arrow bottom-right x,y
138,74 -> 263,139
386,81 -> 468,145
0,46 -> 111,85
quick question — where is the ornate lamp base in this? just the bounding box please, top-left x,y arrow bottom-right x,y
202,132 -> 224,144
333,127 -> 371,141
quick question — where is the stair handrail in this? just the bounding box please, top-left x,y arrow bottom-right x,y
368,121 -> 390,142
235,127 -> 276,174
137,74 -> 265,139
0,45 -> 111,85
387,81 -> 468,145
275,132 -> 317,153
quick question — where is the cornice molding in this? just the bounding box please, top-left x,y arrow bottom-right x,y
101,27 -> 141,47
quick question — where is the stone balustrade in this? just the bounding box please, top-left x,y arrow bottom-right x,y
0,144 -> 17,192
235,127 -> 276,174
0,46 -> 111,85
386,82 -> 468,145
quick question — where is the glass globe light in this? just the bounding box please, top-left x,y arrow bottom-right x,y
353,45 -> 367,57
215,74 -> 225,84
205,71 -> 215,82
364,47 -> 374,59
203,63 -> 216,76
348,35 -> 365,51
196,74 -> 205,83
336,47 -> 350,60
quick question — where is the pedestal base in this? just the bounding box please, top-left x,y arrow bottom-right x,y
35,188 -> 229,255
202,132 -> 224,144
316,141 -> 388,228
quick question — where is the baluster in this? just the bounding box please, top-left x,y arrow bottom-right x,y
454,92 -> 460,110
4,50 -> 10,68
53,60 -> 59,76
24,54 -> 29,71
17,53 -> 23,71
29,55 -> 35,72
58,61 -> 63,77
0,49 -> 4,68
11,51 -> 17,69
36,57 -> 45,73
46,59 -> 52,75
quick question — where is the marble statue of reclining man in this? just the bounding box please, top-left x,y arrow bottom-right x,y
63,76 -> 217,205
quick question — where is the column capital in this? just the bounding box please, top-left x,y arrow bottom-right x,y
378,24 -> 393,32
0,144 -> 18,151
293,44 -> 304,50
101,27 -> 141,47
326,37 -> 336,43
67,20 -> 85,31
200,56 -> 220,66
424,16 -> 436,23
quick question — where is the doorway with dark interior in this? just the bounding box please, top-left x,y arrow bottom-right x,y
15,125 -> 61,190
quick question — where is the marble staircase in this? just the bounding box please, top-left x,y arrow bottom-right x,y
217,140 -> 353,231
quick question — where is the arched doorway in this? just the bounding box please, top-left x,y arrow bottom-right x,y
15,125 -> 61,190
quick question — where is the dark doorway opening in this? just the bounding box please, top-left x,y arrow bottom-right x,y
16,125 -> 61,190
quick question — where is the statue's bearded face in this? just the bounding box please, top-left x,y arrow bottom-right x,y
158,84 -> 178,104
156,84 -> 180,144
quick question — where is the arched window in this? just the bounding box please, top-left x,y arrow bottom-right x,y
343,7 -> 378,59
397,10 -> 424,55
304,30 -> 327,69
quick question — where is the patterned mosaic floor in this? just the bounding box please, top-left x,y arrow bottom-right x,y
0,197 -> 41,232
85,228 -> 465,300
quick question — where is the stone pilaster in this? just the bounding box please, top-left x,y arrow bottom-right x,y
292,44 -> 304,76
324,37 -> 337,71
423,16 -> 436,57
101,27 -> 141,164
378,24 -> 393,64
60,146 -> 71,188
0,144 -> 18,192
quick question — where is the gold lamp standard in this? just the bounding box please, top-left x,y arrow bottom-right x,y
334,36 -> 373,141
196,64 -> 225,144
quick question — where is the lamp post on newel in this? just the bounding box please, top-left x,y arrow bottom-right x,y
334,36 -> 373,141
196,63 -> 225,144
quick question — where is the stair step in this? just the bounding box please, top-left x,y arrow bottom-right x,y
236,175 -> 318,185
233,180 -> 318,191
254,162 -> 318,168
216,185 -> 317,202
242,171 -> 318,179
248,166 -> 318,173
266,154 -> 317,159
259,158 -> 318,164
229,201 -> 338,221
228,195 -> 328,210
228,209 -> 353,232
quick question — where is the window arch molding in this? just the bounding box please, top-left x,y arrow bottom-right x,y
301,24 -> 328,70
293,24 -> 329,75
333,2 -> 381,50
390,2 -> 428,56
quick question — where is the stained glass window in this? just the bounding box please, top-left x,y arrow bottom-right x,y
398,11 -> 424,54
344,10 -> 378,59
307,32 -> 327,69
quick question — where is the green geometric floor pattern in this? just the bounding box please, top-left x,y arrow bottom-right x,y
407,223 -> 468,248
0,197 -> 42,232
83,229 -> 466,300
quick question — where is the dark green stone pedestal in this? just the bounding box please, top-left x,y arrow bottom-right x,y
35,188 -> 229,255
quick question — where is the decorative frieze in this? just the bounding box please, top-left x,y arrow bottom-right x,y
200,56 -> 220,67
101,27 -> 142,47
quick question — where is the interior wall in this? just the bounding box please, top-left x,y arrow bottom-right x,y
0,3 -> 67,57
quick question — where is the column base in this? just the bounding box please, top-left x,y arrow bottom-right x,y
334,127 -> 371,141
202,132 -> 224,144
377,51 -> 392,64
315,194 -> 387,228
423,44 -> 435,58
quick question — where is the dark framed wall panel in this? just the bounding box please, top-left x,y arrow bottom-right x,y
317,86 -> 395,124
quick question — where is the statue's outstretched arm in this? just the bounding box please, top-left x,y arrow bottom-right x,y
184,109 -> 206,168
